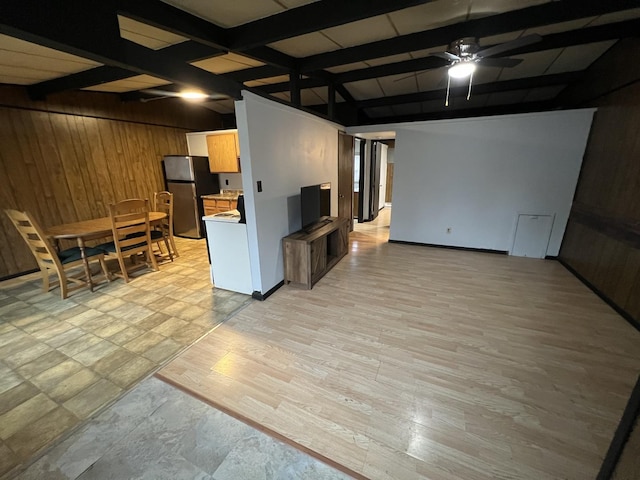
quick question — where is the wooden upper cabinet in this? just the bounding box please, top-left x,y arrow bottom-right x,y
206,132 -> 241,173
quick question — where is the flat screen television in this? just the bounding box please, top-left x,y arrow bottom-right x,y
301,182 -> 330,230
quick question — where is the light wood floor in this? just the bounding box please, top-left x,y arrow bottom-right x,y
158,208 -> 640,480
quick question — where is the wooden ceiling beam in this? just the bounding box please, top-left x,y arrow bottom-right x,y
299,0 -> 640,72
28,41 -> 226,99
361,100 -> 558,126
0,0 -> 243,99
356,72 -> 581,109
227,0 -> 436,50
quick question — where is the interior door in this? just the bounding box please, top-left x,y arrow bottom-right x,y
511,214 -> 554,258
369,141 -> 381,221
337,132 -> 354,231
356,139 -> 368,223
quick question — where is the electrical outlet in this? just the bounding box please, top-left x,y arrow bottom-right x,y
446,227 -> 452,234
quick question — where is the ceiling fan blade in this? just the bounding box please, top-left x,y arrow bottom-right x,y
429,51 -> 460,62
479,57 -> 523,68
476,33 -> 542,58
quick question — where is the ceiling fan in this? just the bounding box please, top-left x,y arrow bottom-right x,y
400,34 -> 542,106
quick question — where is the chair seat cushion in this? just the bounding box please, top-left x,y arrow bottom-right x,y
126,230 -> 164,240
96,241 -> 146,254
57,246 -> 104,264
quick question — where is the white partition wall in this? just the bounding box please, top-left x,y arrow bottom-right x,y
236,92 -> 340,295
386,109 -> 595,256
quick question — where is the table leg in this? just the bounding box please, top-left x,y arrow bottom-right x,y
77,237 -> 94,292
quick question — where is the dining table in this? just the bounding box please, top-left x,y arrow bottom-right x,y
46,212 -> 167,292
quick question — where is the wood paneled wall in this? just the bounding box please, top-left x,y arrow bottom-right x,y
0,86 -> 223,279
559,39 -> 640,324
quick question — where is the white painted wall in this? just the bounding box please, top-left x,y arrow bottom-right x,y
236,91 -> 340,295
385,109 -> 595,255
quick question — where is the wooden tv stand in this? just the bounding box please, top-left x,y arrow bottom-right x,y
283,216 -> 349,289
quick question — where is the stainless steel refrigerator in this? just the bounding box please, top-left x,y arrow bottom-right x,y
162,155 -> 220,238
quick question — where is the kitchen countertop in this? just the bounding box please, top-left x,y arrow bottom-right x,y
203,209 -> 241,223
201,190 -> 242,200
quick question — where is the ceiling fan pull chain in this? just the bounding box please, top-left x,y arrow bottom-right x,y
467,71 -> 474,100
445,74 -> 451,107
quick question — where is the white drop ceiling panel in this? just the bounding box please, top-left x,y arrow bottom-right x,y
83,75 -> 171,93
416,69 -> 447,91
480,31 -> 526,47
272,92 -> 291,102
377,74 -> 418,97
269,32 -> 340,57
117,15 -> 187,50
523,17 -> 595,37
365,53 -> 414,68
470,0 -> 549,18
300,88 -> 324,106
471,65 -> 502,85
523,85 -> 565,102
161,0 -> 285,28
388,1 -> 471,35
546,41 -> 616,75
344,79 -> 385,101
497,49 -> 563,81
590,7 -> 640,25
192,53 -> 264,74
409,46 -> 450,59
278,0 -> 320,7
309,86 -> 328,103
322,16 -> 397,48
0,35 -> 100,85
243,75 -> 290,87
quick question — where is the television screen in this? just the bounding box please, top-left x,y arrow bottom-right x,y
300,184 -> 321,229
301,182 -> 331,230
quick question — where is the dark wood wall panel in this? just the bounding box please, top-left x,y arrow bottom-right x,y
0,85 -> 222,278
559,39 -> 640,324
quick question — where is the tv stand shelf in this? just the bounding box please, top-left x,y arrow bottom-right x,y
283,216 -> 349,289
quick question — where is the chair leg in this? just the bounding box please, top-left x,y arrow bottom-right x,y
169,235 -> 179,258
148,247 -> 159,272
162,236 -> 173,261
117,255 -> 130,283
41,268 -> 50,293
58,271 -> 69,299
99,257 -> 111,282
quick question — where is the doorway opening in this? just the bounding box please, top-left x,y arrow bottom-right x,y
353,137 -> 394,225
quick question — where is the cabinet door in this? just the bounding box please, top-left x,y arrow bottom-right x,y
310,237 -> 327,281
206,133 -> 240,173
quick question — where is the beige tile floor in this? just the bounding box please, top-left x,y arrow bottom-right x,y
0,238 -> 252,477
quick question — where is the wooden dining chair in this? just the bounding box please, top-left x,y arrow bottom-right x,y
153,191 -> 178,260
5,209 -> 110,299
96,199 -> 158,283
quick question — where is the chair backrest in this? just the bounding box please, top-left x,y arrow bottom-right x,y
5,209 -> 64,272
108,199 -> 151,253
153,191 -> 174,235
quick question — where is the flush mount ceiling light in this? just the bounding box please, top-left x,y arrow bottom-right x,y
178,90 -> 209,101
448,61 -> 476,78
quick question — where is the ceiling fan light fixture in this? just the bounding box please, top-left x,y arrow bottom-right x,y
179,90 -> 209,101
448,62 -> 476,79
